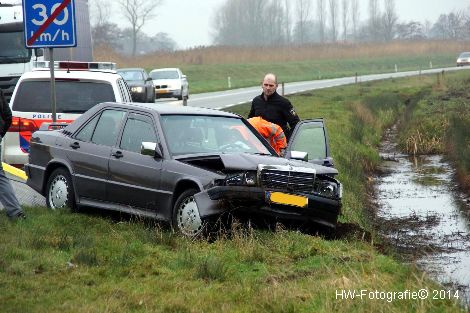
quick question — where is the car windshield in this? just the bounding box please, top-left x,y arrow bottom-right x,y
459,52 -> 470,58
161,115 -> 272,156
12,80 -> 116,113
150,70 -> 179,80
118,70 -> 144,81
0,31 -> 31,63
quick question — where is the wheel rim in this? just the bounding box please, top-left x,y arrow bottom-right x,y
177,195 -> 203,236
48,175 -> 69,209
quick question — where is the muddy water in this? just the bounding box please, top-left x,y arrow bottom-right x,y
375,127 -> 470,303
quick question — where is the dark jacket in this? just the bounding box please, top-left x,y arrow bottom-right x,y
248,91 -> 300,139
0,89 -> 13,138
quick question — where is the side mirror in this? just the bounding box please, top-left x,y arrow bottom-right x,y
181,74 -> 187,79
141,142 -> 163,158
288,151 -> 308,162
146,77 -> 153,82
34,48 -> 44,57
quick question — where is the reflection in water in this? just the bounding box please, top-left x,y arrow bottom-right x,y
376,151 -> 470,304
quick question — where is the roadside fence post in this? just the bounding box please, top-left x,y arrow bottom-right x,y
429,61 -> 433,69
355,72 -> 358,84
419,66 -> 421,79
228,76 -> 231,89
395,64 -> 398,73
281,82 -> 285,96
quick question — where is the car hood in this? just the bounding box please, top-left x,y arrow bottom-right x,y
152,79 -> 180,86
126,81 -> 145,87
179,153 -> 338,175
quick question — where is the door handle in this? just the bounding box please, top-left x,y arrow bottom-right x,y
112,151 -> 124,159
70,142 -> 80,149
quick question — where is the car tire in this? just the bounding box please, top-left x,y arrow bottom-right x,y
177,88 -> 183,100
46,168 -> 77,211
172,189 -> 205,237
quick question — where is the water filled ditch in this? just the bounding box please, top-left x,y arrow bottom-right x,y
374,126 -> 470,304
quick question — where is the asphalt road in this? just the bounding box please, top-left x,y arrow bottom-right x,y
182,66 -> 467,110
3,66 -> 467,209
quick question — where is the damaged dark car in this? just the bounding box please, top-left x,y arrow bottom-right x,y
25,102 -> 342,236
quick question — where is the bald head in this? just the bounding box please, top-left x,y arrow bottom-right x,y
262,73 -> 278,99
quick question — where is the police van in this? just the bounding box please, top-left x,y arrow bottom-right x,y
2,61 -> 132,167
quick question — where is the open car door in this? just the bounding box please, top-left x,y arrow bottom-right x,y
285,119 -> 334,167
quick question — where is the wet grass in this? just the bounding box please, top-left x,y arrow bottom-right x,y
397,70 -> 470,193
0,207 -> 465,312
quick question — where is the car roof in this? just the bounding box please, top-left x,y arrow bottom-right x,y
117,68 -> 145,72
99,102 -> 239,117
20,70 -> 121,81
149,68 -> 180,72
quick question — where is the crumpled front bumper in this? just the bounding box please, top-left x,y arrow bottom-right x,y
194,186 -> 341,229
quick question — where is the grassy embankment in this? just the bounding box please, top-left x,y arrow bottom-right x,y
397,70 -> 470,193
95,40 -> 470,93
2,71 -> 468,312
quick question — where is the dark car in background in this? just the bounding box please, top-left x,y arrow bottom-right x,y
25,103 -> 341,236
117,68 -> 155,103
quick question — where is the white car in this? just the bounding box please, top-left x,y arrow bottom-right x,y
456,52 -> 470,67
149,68 -> 189,100
2,61 -> 132,167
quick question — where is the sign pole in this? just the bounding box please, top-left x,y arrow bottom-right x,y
49,48 -> 57,122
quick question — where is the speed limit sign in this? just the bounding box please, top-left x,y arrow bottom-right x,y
23,0 -> 76,48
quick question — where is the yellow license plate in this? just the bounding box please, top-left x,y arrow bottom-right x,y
156,90 -> 168,94
267,192 -> 308,208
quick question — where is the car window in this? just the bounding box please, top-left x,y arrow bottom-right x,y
91,110 -> 126,147
12,80 -> 115,113
289,123 -> 327,160
161,115 -> 271,156
118,71 -> 143,81
75,113 -> 100,142
120,113 -> 157,153
150,70 -> 179,80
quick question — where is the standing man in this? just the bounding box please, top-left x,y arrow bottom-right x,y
248,73 -> 300,140
0,89 -> 25,220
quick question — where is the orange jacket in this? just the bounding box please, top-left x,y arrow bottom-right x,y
248,116 -> 287,155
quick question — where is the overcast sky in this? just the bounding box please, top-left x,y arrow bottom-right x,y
104,0 -> 469,49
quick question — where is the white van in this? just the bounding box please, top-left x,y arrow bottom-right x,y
2,61 -> 132,167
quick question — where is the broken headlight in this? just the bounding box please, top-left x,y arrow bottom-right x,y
313,179 -> 341,199
225,171 -> 257,186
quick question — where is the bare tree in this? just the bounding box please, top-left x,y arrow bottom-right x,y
432,11 -> 466,39
118,0 -> 163,56
350,0 -> 359,40
317,0 -> 326,43
368,0 -> 381,41
329,0 -> 338,42
284,0 -> 292,43
341,0 -> 349,41
296,0 -> 312,44
382,0 -> 397,41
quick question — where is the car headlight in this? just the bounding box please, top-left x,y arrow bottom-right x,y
313,180 -> 340,199
225,171 -> 257,186
131,86 -> 144,93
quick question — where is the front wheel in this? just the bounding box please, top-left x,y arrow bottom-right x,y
172,189 -> 204,237
46,168 -> 76,211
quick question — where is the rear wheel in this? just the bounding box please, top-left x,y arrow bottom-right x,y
172,189 -> 204,237
46,168 -> 76,211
